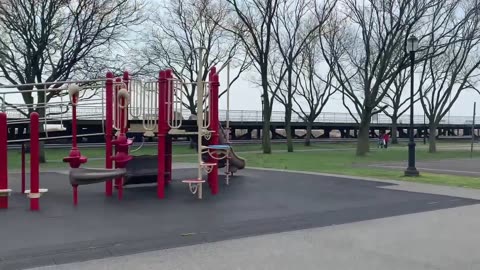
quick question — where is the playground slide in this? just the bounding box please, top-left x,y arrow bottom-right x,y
218,125 -> 246,172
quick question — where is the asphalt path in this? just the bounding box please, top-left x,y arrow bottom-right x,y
0,168 -> 476,269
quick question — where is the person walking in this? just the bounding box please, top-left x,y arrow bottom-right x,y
378,133 -> 384,148
384,132 -> 390,149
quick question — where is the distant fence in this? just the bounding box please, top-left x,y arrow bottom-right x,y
220,111 -> 478,125
3,107 -> 479,125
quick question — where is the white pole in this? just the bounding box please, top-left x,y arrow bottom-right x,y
471,102 -> 476,158
43,84 -> 49,138
226,62 -> 230,139
196,47 -> 205,199
226,62 -> 231,184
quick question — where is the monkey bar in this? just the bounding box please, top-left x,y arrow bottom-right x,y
167,77 -> 185,129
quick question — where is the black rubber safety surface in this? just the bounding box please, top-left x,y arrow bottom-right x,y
0,169 -> 477,269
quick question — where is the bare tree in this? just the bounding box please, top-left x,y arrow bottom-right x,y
293,39 -> 337,146
0,0 -> 145,161
379,69 -> 419,144
320,0 -> 462,156
271,0 -> 336,152
140,0 -> 250,115
417,0 -> 480,153
225,0 -> 280,154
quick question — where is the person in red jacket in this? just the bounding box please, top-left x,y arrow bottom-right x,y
383,132 -> 390,149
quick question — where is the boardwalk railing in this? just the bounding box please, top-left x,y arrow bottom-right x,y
3,107 -> 479,126
226,111 -> 478,125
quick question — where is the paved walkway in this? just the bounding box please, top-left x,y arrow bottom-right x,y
33,203 -> 480,270
2,168 -> 477,270
19,169 -> 480,270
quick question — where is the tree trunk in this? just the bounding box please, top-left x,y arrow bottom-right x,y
262,94 -> 272,154
285,65 -> 294,153
391,117 -> 398,144
356,115 -> 371,156
189,136 -> 196,149
285,123 -> 293,152
38,141 -> 46,163
261,67 -> 272,154
428,122 -> 437,153
262,118 -> 272,154
188,84 -> 197,116
305,121 -> 313,146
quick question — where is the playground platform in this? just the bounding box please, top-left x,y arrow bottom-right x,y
0,168 -> 478,269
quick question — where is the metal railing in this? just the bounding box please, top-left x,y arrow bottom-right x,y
3,107 -> 479,126
220,110 -> 479,125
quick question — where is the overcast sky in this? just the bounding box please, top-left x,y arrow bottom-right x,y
219,68 -> 480,118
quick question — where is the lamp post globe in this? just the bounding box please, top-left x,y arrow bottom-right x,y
407,35 -> 419,52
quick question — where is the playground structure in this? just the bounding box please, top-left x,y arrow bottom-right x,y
0,48 -> 245,210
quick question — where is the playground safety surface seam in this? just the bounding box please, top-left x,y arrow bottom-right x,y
0,168 -> 478,270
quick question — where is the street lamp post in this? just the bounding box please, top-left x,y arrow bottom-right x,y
261,94 -> 264,139
405,35 -> 420,177
261,94 -> 264,122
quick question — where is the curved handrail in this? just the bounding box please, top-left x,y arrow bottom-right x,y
142,81 -> 158,136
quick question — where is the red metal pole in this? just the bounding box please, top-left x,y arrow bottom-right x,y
165,70 -> 173,184
105,72 -> 114,196
63,92 -> 85,164
0,112 -> 8,209
208,67 -> 220,195
30,112 -> 40,211
166,136 -> 172,184
62,87 -> 87,205
157,70 -> 166,199
73,186 -> 78,205
21,143 -> 25,194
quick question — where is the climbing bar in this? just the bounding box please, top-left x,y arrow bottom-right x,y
167,77 -> 184,129
142,80 -> 159,137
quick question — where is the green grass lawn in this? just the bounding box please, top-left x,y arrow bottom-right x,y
235,147 -> 480,189
8,141 -> 480,189
6,141 -> 357,170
